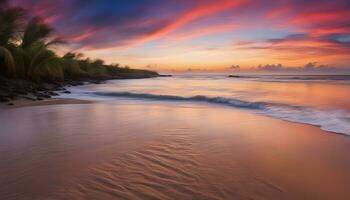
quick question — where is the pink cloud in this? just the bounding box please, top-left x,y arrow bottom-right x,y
133,0 -> 249,44
167,24 -> 237,42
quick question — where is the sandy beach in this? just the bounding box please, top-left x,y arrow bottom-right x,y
1,100 -> 350,200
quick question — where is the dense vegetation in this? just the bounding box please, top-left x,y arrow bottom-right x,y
0,3 -> 158,82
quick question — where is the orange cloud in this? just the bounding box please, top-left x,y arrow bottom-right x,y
235,33 -> 350,64
291,10 -> 350,26
309,26 -> 350,36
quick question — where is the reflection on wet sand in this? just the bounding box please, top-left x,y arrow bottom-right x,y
1,102 -> 350,199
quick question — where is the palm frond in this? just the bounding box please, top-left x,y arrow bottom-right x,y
0,7 -> 25,46
21,17 -> 53,48
45,37 -> 66,47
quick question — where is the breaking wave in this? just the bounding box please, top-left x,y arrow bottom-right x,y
84,91 -> 350,136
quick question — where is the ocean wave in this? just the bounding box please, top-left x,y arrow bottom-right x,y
61,91 -> 350,135
93,91 -> 272,109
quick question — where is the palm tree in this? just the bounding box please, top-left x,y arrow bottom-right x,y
18,17 -> 65,80
21,17 -> 55,48
0,7 -> 24,77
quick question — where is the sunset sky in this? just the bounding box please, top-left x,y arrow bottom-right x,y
8,0 -> 350,72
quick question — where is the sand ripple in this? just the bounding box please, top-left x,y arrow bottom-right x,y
58,131 -> 224,200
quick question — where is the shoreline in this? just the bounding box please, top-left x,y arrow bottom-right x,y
2,86 -> 348,137
0,74 -> 166,107
3,93 -> 348,137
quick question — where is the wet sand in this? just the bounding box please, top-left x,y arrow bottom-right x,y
0,101 -> 350,200
0,98 -> 91,109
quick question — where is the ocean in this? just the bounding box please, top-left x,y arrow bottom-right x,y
59,73 -> 350,135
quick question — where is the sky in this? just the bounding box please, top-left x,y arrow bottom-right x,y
7,0 -> 350,72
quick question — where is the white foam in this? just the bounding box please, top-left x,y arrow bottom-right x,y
57,90 -> 350,136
